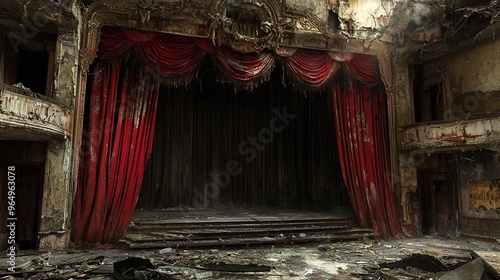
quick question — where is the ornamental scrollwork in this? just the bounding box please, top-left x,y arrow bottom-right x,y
207,0 -> 296,52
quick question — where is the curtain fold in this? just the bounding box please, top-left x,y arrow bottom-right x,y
97,28 -> 135,58
332,75 -> 401,237
73,60 -> 159,244
282,49 -> 340,87
213,47 -> 276,82
344,54 -> 381,86
137,34 -> 206,77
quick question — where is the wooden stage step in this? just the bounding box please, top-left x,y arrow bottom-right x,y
122,209 -> 374,249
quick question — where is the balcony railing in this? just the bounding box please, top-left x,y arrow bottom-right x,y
0,84 -> 70,140
399,114 -> 500,151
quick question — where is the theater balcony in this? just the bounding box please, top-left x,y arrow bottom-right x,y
0,84 -> 70,141
399,114 -> 500,153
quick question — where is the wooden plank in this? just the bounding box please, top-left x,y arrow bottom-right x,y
122,233 -> 375,249
472,251 -> 500,278
128,220 -> 353,233
161,225 -> 350,236
125,228 -> 373,243
134,216 -> 354,226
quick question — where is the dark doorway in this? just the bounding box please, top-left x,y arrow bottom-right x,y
0,141 -> 46,250
417,154 -> 457,236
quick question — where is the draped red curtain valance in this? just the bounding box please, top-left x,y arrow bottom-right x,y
73,26 -> 401,245
96,26 -> 355,87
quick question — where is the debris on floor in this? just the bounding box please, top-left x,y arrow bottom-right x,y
0,236 -> 499,279
371,254 -> 486,280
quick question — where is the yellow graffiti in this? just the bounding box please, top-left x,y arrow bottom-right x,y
469,180 -> 500,210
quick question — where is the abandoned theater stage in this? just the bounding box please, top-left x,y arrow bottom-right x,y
73,27 -> 401,246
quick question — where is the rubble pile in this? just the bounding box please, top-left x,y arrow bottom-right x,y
0,236 -> 498,279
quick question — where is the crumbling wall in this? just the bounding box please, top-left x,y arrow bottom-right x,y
37,4 -> 81,250
330,0 -> 397,38
402,38 -> 500,237
447,39 -> 500,118
0,0 -> 81,250
414,38 -> 500,122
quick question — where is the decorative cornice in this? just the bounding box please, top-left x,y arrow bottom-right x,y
359,40 -> 394,95
207,0 -> 340,52
81,0 -> 347,54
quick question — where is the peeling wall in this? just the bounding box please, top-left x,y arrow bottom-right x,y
37,9 -> 81,249
0,0 -> 81,249
54,35 -> 79,108
418,38 -> 500,120
336,0 -> 394,29
288,0 -> 329,21
448,39 -> 500,94
448,39 -> 500,118
39,140 -> 71,233
405,38 -> 500,237
393,60 -> 416,225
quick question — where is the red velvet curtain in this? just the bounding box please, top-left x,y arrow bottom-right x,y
282,49 -> 340,87
97,27 -> 276,82
213,47 -> 276,82
74,26 -> 401,245
344,54 -> 381,86
332,75 -> 401,237
74,60 -> 159,244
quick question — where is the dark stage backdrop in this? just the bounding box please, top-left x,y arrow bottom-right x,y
137,65 -> 349,210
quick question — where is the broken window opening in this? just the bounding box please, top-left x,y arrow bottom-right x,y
0,28 -> 56,96
415,82 -> 446,122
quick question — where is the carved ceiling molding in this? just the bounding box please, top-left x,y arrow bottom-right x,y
366,41 -> 393,96
80,0 -> 347,61
208,0 -> 338,53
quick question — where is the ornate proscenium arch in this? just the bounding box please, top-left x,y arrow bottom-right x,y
73,0 -> 403,243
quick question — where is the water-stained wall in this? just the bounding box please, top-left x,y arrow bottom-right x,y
0,1 -> 81,249
400,37 -> 500,237
416,38 -> 500,121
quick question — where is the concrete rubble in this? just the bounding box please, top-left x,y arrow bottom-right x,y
0,236 -> 499,279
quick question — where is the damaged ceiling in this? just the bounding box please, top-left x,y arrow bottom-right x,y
329,0 -> 500,62
1,0 -> 499,61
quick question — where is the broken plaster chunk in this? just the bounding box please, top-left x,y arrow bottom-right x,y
158,247 -> 174,254
195,271 -> 214,279
317,244 -> 330,251
438,258 -> 485,280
